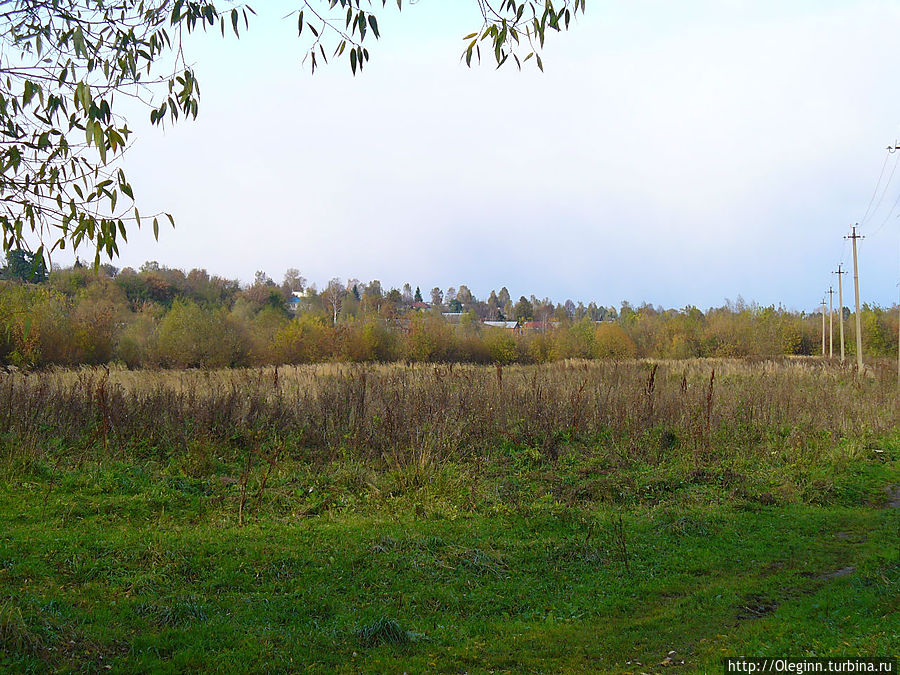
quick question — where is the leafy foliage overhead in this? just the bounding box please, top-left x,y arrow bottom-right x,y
0,0 -> 585,265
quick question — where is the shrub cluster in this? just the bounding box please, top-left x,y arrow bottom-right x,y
0,265 -> 897,368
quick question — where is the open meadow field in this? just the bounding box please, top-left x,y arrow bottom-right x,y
7,1 -> 900,672
1,358 -> 898,673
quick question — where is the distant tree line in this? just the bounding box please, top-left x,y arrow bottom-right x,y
0,254 -> 897,368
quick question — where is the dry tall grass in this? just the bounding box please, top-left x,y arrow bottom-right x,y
2,358 -> 897,470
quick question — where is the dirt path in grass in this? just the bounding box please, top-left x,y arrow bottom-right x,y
884,485 -> 900,508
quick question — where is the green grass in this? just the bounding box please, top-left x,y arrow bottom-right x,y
0,435 -> 898,673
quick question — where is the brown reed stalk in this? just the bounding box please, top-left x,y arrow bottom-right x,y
645,363 -> 658,420
705,369 -> 716,437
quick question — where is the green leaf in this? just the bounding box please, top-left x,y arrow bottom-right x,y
72,26 -> 86,57
94,124 -> 106,163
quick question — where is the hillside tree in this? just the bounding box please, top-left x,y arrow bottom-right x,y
282,268 -> 306,294
514,295 -> 533,321
323,277 -> 344,324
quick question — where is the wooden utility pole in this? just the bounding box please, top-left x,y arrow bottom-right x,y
821,297 -> 826,356
833,265 -> 846,363
827,287 -> 834,358
846,225 -> 864,371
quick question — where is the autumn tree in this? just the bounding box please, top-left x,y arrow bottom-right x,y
430,287 -> 443,309
282,268 -> 306,294
323,277 -> 345,324
514,296 -> 533,322
487,290 -> 501,319
162,300 -> 248,367
361,279 -> 383,315
456,284 -> 474,309
384,288 -> 403,317
553,304 -> 570,323
243,270 -> 285,309
253,270 -> 273,287
532,296 -> 553,324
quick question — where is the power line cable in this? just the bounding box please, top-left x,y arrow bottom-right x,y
868,143 -> 900,239
838,234 -> 849,266
868,188 -> 900,239
863,151 -> 900,225
860,150 -> 892,224
831,148 -> 892,274
830,145 -> 895,286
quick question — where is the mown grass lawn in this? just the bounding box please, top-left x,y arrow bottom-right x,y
1,435 -> 898,673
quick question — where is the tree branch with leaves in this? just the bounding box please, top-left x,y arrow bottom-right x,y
0,0 -> 584,265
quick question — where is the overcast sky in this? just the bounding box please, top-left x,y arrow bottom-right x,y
62,0 -> 900,311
